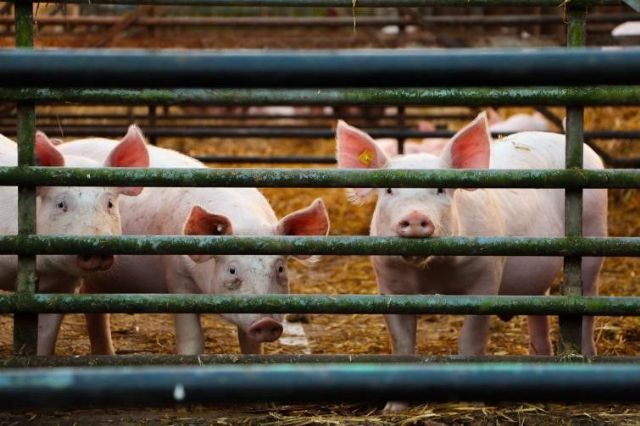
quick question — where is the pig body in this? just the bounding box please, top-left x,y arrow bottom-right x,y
488,111 -> 552,133
337,114 -> 606,358
612,21 -> 640,37
58,139 -> 329,356
0,127 -> 149,355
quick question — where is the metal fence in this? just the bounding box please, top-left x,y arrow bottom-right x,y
1,0 -> 640,406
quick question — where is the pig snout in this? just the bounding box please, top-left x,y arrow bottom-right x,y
77,254 -> 114,272
396,211 -> 435,238
248,318 -> 283,343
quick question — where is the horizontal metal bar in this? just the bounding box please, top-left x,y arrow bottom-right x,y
10,0 -> 626,7
1,294 -> 640,315
4,354 -> 640,368
0,167 -> 637,188
4,87 -> 640,106
7,15 -> 417,27
2,14 -> 637,27
3,48 -> 640,88
6,125 -> 640,140
0,111 -> 477,122
1,363 -> 640,408
0,235 -> 637,257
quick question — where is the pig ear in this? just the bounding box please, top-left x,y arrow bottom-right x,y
35,131 -> 65,167
336,120 -> 389,204
440,112 -> 491,191
183,205 -> 233,263
277,198 -> 330,237
277,198 -> 330,262
106,125 -> 151,197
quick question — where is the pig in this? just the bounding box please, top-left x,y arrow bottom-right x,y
58,136 -> 330,356
612,21 -> 640,36
0,126 -> 149,355
399,110 -> 554,158
336,112 -> 607,411
487,108 -> 553,133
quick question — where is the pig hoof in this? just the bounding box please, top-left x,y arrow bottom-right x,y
383,401 -> 409,413
285,313 -> 310,323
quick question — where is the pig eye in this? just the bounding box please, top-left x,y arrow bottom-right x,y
56,200 -> 67,212
437,188 -> 445,195
107,199 -> 114,209
386,188 -> 393,195
275,259 -> 286,275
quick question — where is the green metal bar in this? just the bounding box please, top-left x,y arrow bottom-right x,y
0,235 -> 637,256
8,0 -> 627,7
1,294 -> 640,315
3,354 -> 640,368
13,0 -> 37,358
2,87 -> 640,106
560,5 -> 587,355
4,48 -> 640,88
1,363 -> 640,407
0,167 -> 637,188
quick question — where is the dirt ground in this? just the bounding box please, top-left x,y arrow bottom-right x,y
0,13 -> 639,425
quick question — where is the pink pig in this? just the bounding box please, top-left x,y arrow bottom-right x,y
58,135 -> 330,356
0,126 -> 149,355
336,112 -> 607,411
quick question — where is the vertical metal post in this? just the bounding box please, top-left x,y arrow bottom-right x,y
559,5 -> 586,354
148,104 -> 157,145
13,0 -> 38,356
397,105 -> 406,154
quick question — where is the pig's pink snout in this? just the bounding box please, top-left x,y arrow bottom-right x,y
396,212 -> 435,237
77,254 -> 114,272
248,318 -> 283,343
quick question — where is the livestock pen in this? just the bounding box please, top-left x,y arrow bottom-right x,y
0,0 -> 640,424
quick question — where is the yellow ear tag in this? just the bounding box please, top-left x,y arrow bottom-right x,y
358,149 -> 374,166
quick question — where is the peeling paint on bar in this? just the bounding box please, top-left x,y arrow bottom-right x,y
0,235 -> 637,256
2,87 -> 640,106
0,167 -> 637,188
0,294 -> 639,315
3,354 -> 640,368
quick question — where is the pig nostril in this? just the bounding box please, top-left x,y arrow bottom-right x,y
420,221 -> 427,227
400,221 -> 410,228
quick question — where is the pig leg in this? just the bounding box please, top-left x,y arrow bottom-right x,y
458,266 -> 502,356
36,276 -> 81,356
384,314 -> 417,355
167,263 -> 205,355
458,315 -> 491,356
80,281 -> 115,355
37,314 -> 64,356
527,315 -> 552,355
377,263 -> 418,413
85,314 -> 115,355
382,314 -> 416,413
237,327 -> 263,354
581,256 -> 603,356
175,313 -> 204,355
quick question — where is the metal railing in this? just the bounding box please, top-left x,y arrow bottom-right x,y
2,0 -> 640,406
